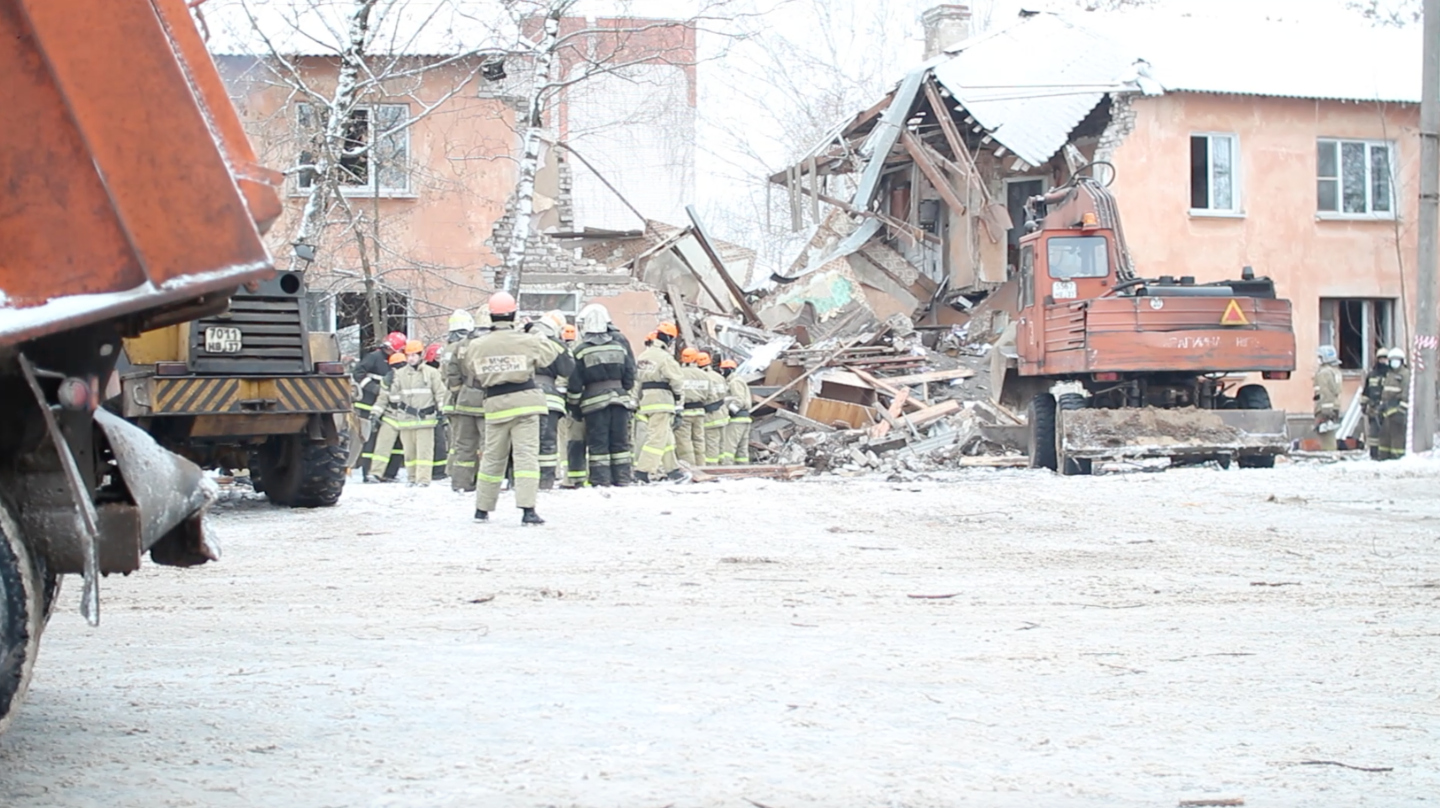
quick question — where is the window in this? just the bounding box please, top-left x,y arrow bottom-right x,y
296,103 -> 411,195
1046,236 -> 1109,279
1190,133 -> 1238,213
1319,298 -> 1395,370
519,291 -> 580,316
1019,244 -> 1034,308
1317,139 -> 1393,217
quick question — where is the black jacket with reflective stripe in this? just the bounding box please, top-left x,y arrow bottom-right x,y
566,334 -> 636,411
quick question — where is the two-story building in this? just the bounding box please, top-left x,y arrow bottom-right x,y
771,5 -> 1422,414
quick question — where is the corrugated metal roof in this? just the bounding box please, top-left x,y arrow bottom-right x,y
199,0 -> 516,57
931,14 -> 1138,168
1087,12 -> 1422,104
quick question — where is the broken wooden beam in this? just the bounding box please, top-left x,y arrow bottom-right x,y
900,130 -> 969,217
904,399 -> 962,429
875,367 -> 976,387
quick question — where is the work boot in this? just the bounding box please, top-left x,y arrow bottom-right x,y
634,470 -> 651,484
588,463 -> 612,487
612,463 -> 633,487
521,508 -> 545,526
474,509 -> 489,522
666,469 -> 691,483
365,474 -> 383,484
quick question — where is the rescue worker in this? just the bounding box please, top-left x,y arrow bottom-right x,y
387,340 -> 449,486
632,332 -> 657,455
634,323 -> 687,483
425,342 -> 449,481
463,291 -> 561,525
443,308 -> 490,492
1376,346 -> 1410,460
676,348 -> 708,467
1362,352 -> 1390,460
532,311 -> 575,490
560,324 -> 588,488
1313,345 -> 1343,452
719,358 -> 752,465
364,351 -> 409,482
698,352 -> 729,466
566,304 -> 637,487
356,331 -> 408,479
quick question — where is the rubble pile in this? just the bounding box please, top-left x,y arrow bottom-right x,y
744,321 -> 1027,474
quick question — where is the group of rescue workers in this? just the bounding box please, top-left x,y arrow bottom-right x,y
1312,343 -> 1411,459
350,292 -> 753,524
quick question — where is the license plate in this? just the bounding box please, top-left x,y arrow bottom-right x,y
205,327 -> 243,353
1052,280 -> 1077,300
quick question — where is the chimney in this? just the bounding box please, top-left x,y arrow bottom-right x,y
922,4 -> 972,59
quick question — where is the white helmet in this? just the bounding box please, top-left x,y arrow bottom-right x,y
1388,347 -> 1407,363
1317,344 -> 1338,365
577,302 -> 611,335
448,309 -> 476,333
533,309 -> 567,339
474,304 -> 492,329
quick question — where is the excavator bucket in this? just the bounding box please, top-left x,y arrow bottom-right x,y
1059,408 -> 1290,464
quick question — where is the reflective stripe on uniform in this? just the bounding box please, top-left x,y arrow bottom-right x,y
567,470 -> 588,478
612,452 -> 632,464
545,394 -> 567,411
720,453 -> 735,462
731,417 -> 752,424
355,401 -> 376,412
485,404 -> 547,420
514,470 -> 541,480
477,472 -> 505,483
640,403 -> 675,413
704,417 -> 729,429
453,405 -> 487,416
452,460 -> 477,468
641,444 -> 675,456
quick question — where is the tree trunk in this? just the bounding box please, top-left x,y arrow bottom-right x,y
497,8 -> 568,293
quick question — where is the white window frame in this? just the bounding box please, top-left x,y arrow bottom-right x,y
1317,138 -> 1395,220
1188,132 -> 1242,217
518,290 -> 581,318
293,102 -> 415,199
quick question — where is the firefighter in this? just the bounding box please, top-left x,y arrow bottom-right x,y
632,332 -> 657,455
532,311 -> 575,490
675,348 -> 708,467
1376,347 -> 1410,461
1362,352 -> 1389,460
698,351 -> 728,466
567,303 -> 637,487
356,331 -> 407,479
364,351 -> 409,482
425,342 -> 449,481
719,358 -> 752,464
388,340 -> 449,486
443,308 -> 490,492
1313,345 -> 1343,452
634,323 -> 687,483
463,291 -> 561,525
559,323 -> 588,489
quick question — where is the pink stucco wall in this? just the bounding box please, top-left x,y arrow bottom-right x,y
1108,92 -> 1420,413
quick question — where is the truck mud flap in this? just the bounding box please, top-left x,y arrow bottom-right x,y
95,410 -> 220,568
1059,407 -> 1289,461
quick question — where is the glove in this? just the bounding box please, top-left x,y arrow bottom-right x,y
672,414 -> 682,431
437,413 -> 448,427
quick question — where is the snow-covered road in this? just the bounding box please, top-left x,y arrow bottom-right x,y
2,461 -> 1437,807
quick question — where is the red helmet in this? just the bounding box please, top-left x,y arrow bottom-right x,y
488,291 -> 517,316
424,342 -> 442,363
384,331 -> 407,353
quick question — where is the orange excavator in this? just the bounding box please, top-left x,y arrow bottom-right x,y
0,0 -> 281,730
991,165 -> 1297,473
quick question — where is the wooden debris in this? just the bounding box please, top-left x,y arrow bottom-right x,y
957,455 -> 1028,467
1297,760 -> 1393,773
1178,799 -> 1245,807
907,592 -> 960,599
685,463 -> 808,482
905,399 -> 962,428
870,388 -> 911,438
878,367 -> 976,387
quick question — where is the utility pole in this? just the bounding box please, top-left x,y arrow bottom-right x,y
1414,0 -> 1440,453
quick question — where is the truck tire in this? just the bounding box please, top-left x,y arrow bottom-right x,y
254,434 -> 349,508
1027,393 -> 1058,471
1056,393 -> 1093,476
0,499 -> 44,735
1235,384 -> 1276,469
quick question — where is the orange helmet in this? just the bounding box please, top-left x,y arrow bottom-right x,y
657,321 -> 679,338
384,331 -> 407,353
720,359 -> 738,370
680,347 -> 700,364
645,331 -> 658,342
404,339 -> 424,355
562,324 -> 578,341
424,342 -> 442,363
387,352 -> 406,365
696,352 -> 712,367
488,291 -> 517,316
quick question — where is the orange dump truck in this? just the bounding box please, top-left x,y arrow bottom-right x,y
0,0 -> 281,731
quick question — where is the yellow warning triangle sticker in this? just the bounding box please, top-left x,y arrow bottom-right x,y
1220,299 -> 1249,327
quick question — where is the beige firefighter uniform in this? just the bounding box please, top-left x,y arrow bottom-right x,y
723,373 -> 752,464
364,371 -> 406,475
676,365 -> 709,466
701,367 -> 729,465
463,322 -> 563,512
634,343 -> 687,476
388,362 -> 449,485
1313,362 -> 1343,452
444,333 -> 487,491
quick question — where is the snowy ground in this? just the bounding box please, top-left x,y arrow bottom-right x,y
1,460 -> 1438,807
